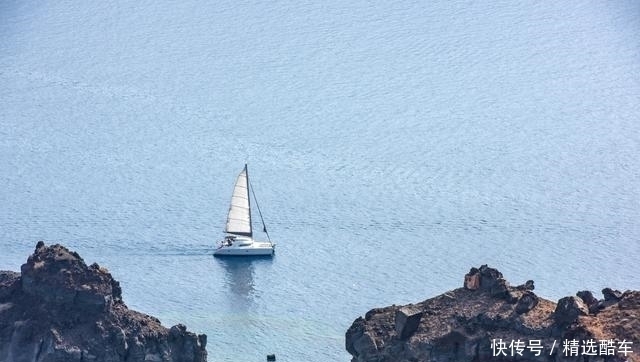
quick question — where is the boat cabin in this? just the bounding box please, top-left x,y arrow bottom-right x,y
223,235 -> 253,246
224,235 -> 236,246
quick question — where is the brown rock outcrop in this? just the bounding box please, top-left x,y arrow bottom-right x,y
0,242 -> 208,362
346,265 -> 639,362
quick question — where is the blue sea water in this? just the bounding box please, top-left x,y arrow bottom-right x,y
1,1 -> 639,361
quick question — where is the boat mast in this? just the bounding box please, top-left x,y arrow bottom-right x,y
244,163 -> 252,237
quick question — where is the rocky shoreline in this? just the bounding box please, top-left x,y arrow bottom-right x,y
346,265 -> 639,362
0,242 -> 207,362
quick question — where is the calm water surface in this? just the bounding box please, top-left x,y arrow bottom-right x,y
1,1 -> 639,361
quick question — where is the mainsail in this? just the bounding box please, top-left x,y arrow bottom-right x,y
225,164 -> 252,237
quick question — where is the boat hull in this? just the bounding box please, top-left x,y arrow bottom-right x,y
213,241 -> 275,256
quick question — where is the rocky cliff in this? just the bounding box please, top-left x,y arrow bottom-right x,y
0,242 -> 207,362
346,265 -> 638,362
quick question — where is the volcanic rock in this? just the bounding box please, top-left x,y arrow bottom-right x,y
0,242 -> 207,362
395,306 -> 423,340
346,265 -> 639,362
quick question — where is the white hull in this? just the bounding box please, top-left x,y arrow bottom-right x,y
214,237 -> 275,256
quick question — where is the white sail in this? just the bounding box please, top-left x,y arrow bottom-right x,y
225,165 -> 252,236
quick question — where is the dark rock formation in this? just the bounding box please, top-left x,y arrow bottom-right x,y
554,296 -> 588,326
0,242 -> 207,362
395,306 -> 423,340
576,290 -> 599,314
515,291 -> 539,315
346,265 -> 639,362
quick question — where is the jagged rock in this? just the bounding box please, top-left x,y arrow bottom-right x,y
19,242 -> 117,314
0,242 -> 207,362
463,272 -> 480,290
596,287 -> 623,310
603,288 -> 623,301
464,265 -> 517,302
515,291 -> 538,314
345,317 -> 365,357
346,265 -> 639,362
576,290 -> 597,306
346,317 -> 379,359
603,287 -> 623,301
477,265 -> 504,291
394,306 -> 422,340
576,290 -> 600,314
516,280 -> 535,291
554,296 -> 589,326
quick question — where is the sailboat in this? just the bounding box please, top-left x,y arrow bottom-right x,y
214,164 -> 276,256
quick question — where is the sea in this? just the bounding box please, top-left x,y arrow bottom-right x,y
1,1 -> 639,361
